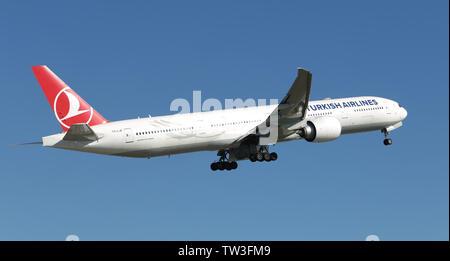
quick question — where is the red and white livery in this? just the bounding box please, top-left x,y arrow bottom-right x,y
31,65 -> 407,171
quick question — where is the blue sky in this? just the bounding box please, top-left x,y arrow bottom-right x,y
1,0 -> 448,240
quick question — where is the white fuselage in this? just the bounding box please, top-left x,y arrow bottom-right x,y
42,96 -> 407,159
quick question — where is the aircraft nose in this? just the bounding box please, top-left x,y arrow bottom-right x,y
400,107 -> 408,120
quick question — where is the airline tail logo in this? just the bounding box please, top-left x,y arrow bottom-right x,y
54,87 -> 94,129
31,65 -> 108,131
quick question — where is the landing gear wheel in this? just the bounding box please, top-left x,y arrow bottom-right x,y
383,138 -> 392,146
249,154 -> 257,162
256,152 -> 264,162
381,128 -> 393,146
225,162 -> 232,171
230,162 -> 238,169
210,163 -> 218,171
211,150 -> 239,171
270,152 -> 278,161
263,153 -> 271,162
218,162 -> 225,170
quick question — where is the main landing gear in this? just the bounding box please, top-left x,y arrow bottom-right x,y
210,146 -> 278,171
382,128 -> 392,146
249,146 -> 278,162
211,150 -> 238,171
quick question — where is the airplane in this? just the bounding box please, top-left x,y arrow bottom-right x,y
29,65 -> 407,171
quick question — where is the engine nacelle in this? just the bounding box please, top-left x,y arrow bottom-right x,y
298,117 -> 341,142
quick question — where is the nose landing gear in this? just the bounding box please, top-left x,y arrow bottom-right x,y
382,128 -> 392,146
383,138 -> 392,146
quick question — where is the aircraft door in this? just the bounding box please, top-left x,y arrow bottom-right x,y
123,128 -> 135,143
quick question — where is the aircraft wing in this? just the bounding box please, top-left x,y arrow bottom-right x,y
275,68 -> 312,139
278,68 -> 312,120
231,68 -> 312,146
63,123 -> 99,141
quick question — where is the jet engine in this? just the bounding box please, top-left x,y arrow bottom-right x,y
297,117 -> 341,142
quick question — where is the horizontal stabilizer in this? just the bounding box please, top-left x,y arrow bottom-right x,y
63,123 -> 99,141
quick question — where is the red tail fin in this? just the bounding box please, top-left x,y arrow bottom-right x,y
31,65 -> 108,131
